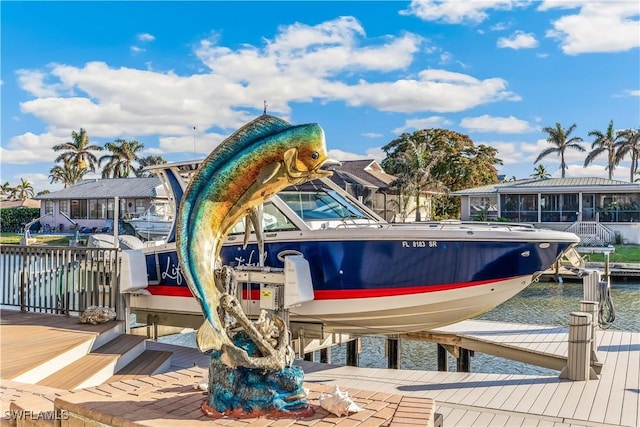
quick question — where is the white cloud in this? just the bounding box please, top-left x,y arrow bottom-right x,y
392,116 -> 452,134
137,33 -> 155,43
497,30 -> 539,49
130,46 -> 145,54
7,17 -> 520,165
401,0 -> 530,24
460,115 -> 533,133
541,1 -> 640,54
361,132 -> 384,138
328,147 -> 385,162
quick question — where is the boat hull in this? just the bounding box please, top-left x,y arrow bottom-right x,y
137,232 -> 575,334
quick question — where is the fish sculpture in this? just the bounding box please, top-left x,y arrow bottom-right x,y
176,114 -> 331,370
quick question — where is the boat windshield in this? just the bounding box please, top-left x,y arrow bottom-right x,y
278,190 -> 370,221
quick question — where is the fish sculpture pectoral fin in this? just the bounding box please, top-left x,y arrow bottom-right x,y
258,162 -> 283,185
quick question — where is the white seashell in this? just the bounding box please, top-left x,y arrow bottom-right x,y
319,385 -> 362,416
193,382 -> 208,391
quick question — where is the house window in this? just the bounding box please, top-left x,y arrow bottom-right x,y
597,194 -> 640,222
469,196 -> 498,219
59,200 -> 69,216
500,194 -> 537,222
44,200 -> 54,215
107,199 -> 115,219
541,194 -> 579,222
89,199 -> 108,219
135,199 -> 146,215
70,199 -> 87,219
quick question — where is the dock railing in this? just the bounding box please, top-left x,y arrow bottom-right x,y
0,245 -> 120,316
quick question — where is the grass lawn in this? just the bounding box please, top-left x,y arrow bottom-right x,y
583,245 -> 640,263
0,232 -> 72,246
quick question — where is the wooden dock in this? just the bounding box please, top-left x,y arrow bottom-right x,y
1,310 -> 638,427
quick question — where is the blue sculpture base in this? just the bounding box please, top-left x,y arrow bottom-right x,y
201,332 -> 312,419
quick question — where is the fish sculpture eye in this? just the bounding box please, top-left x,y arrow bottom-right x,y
311,151 -> 319,160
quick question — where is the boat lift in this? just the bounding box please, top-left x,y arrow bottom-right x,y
20,214 -> 51,245
125,254 -> 356,359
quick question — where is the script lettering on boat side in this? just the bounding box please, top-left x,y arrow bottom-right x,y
162,260 -> 184,285
402,240 -> 437,248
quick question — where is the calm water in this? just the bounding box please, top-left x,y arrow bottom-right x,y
159,280 -> 640,376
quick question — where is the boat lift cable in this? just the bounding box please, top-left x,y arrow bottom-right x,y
598,280 -> 616,329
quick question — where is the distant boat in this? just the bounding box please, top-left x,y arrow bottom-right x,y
126,160 -> 581,335
124,201 -> 173,240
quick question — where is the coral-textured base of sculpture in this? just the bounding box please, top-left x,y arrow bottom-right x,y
201,331 -> 312,419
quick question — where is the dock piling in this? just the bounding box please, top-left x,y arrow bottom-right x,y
560,312 -> 597,381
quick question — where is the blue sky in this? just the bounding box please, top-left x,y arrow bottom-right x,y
2,1 -> 639,193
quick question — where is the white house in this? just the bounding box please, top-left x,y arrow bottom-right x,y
453,177 -> 640,244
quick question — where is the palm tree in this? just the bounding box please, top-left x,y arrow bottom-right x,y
13,178 -> 34,200
52,128 -> 102,173
535,123 -> 585,178
388,136 -> 447,222
615,128 -> 640,183
99,139 -> 145,178
49,159 -> 88,187
1,182 -> 14,200
584,120 -> 623,180
530,165 -> 551,179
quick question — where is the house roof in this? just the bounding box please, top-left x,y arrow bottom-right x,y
0,199 -> 41,209
452,177 -> 640,196
326,159 -> 396,189
34,178 -> 167,200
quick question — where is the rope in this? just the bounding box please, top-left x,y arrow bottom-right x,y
598,280 -> 616,329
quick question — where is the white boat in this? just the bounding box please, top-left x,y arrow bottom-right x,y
125,160 -> 581,336
124,201 -> 173,240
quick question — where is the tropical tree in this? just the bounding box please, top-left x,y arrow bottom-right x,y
52,128 -> 102,173
535,123 -> 585,178
135,155 -> 167,177
382,129 -> 502,219
384,136 -> 447,221
1,182 -> 14,200
615,128 -> 640,183
584,120 -> 624,180
49,159 -> 88,187
530,165 -> 551,179
13,178 -> 34,200
99,139 -> 145,178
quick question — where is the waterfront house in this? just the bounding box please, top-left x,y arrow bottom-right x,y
453,177 -> 640,244
324,159 -> 436,222
34,178 -> 168,233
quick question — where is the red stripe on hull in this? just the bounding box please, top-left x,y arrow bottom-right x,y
312,278 -> 511,299
147,286 -> 194,297
146,277 -> 520,299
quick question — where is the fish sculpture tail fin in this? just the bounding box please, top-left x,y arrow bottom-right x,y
196,320 -> 225,352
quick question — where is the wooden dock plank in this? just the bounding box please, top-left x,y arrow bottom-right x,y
2,311 -> 638,427
603,329 -> 632,425
589,328 -> 624,424
0,309 -> 121,380
620,328 -> 639,427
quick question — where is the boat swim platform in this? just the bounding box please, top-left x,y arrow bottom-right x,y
1,311 -> 638,427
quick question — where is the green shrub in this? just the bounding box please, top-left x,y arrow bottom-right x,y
0,207 -> 40,232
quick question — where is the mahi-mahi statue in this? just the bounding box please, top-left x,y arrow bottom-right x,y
176,114 -> 331,371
